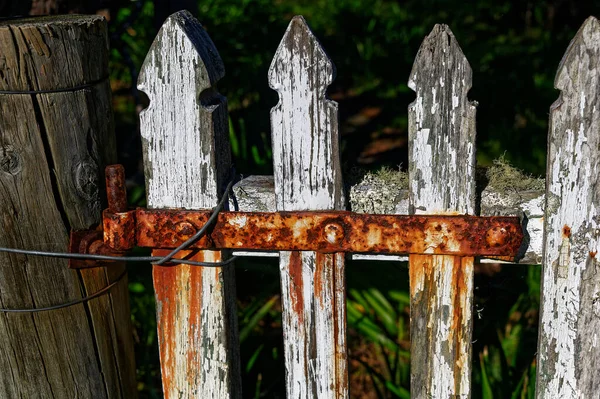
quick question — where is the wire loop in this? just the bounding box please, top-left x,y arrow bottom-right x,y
0,174 -> 237,313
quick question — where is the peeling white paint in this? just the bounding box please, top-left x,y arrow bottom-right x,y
407,24 -> 475,398
431,88 -> 438,114
269,16 -> 347,399
138,11 -> 239,398
537,17 -> 600,399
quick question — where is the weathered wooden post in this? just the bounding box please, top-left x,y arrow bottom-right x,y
408,24 -> 477,398
536,16 -> 600,399
269,16 -> 348,398
0,15 -> 136,398
138,11 -> 241,398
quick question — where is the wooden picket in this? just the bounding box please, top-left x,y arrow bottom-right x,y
407,24 -> 476,398
268,16 -> 348,398
536,16 -> 600,399
138,11 -> 241,398
131,10 -> 600,399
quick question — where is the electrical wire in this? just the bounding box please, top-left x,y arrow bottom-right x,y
0,175 -> 238,313
0,270 -> 127,314
0,247 -> 238,267
155,178 -> 235,265
0,76 -> 109,94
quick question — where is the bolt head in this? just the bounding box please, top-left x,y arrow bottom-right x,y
323,223 -> 344,245
486,226 -> 508,247
175,221 -> 196,240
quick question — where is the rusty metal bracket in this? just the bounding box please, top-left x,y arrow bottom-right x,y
102,209 -> 522,257
69,165 -> 525,267
68,164 -> 129,269
68,228 -> 126,269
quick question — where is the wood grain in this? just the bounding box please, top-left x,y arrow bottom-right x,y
407,24 -> 476,398
536,16 -> 600,399
0,15 -> 136,398
138,10 -> 240,398
269,16 -> 348,399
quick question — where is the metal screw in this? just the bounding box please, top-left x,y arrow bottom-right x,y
175,221 -> 196,240
323,223 -> 344,245
486,226 -> 508,247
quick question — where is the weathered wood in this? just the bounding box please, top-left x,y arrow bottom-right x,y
0,15 -> 136,398
269,16 -> 348,398
407,24 -> 476,398
138,10 -> 240,398
536,16 -> 600,399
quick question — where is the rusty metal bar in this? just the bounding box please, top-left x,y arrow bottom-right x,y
102,208 -> 523,258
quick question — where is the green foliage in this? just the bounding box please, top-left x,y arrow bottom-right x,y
104,0 -> 584,396
110,0 -> 600,177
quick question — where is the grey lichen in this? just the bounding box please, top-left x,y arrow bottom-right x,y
349,167 -> 409,214
486,156 -> 545,193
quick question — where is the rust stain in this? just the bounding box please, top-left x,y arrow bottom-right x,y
450,256 -> 468,337
409,254 -> 433,300
562,225 -> 572,238
332,252 -> 348,394
287,251 -> 304,324
313,252 -> 334,306
153,249 -> 206,395
186,252 -> 204,385
591,251 -> 597,259
153,249 -> 178,393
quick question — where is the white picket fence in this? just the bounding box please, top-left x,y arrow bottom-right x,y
138,10 -> 600,399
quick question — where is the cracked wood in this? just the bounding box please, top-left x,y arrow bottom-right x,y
0,15 -> 136,398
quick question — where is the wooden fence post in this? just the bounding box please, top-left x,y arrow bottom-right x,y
408,24 -> 477,398
536,16 -> 600,398
0,16 -> 136,398
269,16 -> 348,398
138,11 -> 241,398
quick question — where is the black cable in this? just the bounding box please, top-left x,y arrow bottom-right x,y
0,247 -> 238,267
0,269 -> 127,313
0,76 -> 109,95
0,175 -> 238,313
156,178 -> 235,265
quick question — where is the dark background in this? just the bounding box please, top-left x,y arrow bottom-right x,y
2,1 -> 595,397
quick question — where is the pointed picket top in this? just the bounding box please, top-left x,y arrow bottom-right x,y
269,15 -> 343,211
554,16 -> 600,92
138,10 -> 228,210
408,24 -> 476,215
536,15 -> 600,399
268,15 -> 335,95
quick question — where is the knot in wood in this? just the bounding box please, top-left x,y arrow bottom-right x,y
485,226 -> 509,247
74,162 -> 99,200
0,144 -> 22,175
323,222 -> 344,245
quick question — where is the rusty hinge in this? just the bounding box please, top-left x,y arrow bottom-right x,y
69,165 -> 524,268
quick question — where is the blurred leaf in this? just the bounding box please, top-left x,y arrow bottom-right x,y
480,351 -> 494,399
245,344 -> 264,373
239,295 -> 279,343
129,281 -> 145,293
